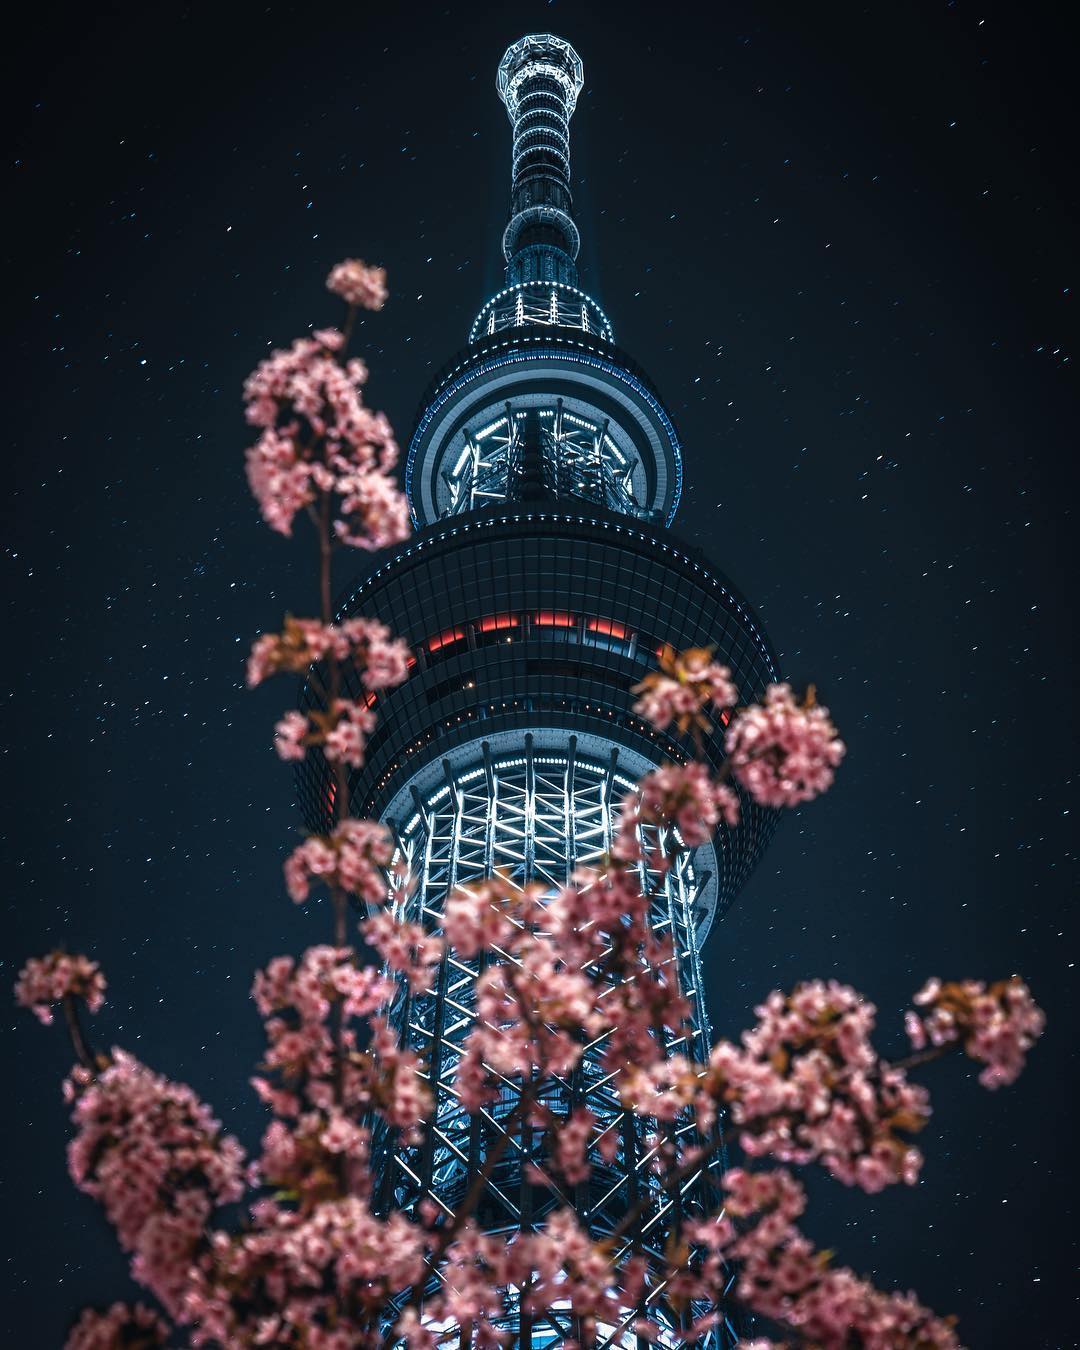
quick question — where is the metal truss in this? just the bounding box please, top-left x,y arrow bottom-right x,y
539,403 -> 639,515
374,736 -> 733,1346
469,282 -> 614,343
442,409 -> 524,515
441,403 -> 641,518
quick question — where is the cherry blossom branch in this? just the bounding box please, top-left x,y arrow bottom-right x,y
61,994 -> 98,1073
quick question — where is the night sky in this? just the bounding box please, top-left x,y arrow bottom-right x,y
6,2 -> 1076,1344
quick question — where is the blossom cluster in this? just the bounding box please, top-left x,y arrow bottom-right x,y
906,976 -> 1047,1088
614,759 -> 740,865
390,1210 -> 640,1349
64,1051 -> 245,1316
442,878 -> 608,1108
361,908 -> 444,994
442,864 -> 692,1128
14,950 -> 105,1025
283,817 -> 394,906
689,1168 -> 963,1349
183,1197 -> 425,1348
252,615 -> 408,775
244,338 -> 407,546
243,264 -> 406,550
275,696 -> 377,768
726,682 -> 846,808
247,614 -> 409,690
632,643 -> 738,737
65,1301 -> 168,1350
326,258 -> 388,310
702,982 -> 931,1192
249,944 -> 431,1209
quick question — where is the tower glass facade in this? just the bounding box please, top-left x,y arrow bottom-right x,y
298,34 -> 779,1346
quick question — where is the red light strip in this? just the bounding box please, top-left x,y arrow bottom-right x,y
477,614 -> 519,632
586,617 -> 629,639
427,628 -> 467,652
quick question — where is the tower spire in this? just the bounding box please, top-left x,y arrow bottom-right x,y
496,34 -> 584,287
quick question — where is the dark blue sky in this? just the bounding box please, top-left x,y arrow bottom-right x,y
6,2 -> 1076,1344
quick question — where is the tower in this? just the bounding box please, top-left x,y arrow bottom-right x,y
299,34 -> 778,1346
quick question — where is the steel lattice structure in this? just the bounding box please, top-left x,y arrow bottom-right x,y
372,738 -> 731,1345
442,404 -> 643,518
298,33 -> 780,1347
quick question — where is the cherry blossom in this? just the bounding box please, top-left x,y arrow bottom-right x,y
361,908 -> 444,994
614,760 -> 740,865
326,258 -> 388,310
183,1198 -> 425,1347
284,817 -> 394,906
243,329 -> 404,544
551,1106 -> 595,1185
273,709 -> 309,761
442,875 -> 518,957
250,944 -> 410,1145
322,697 -> 377,767
632,643 -> 739,737
253,946 -> 395,1032
333,461 -> 412,550
714,1168 -> 962,1350
65,1302 -> 168,1350
701,982 -> 930,1191
15,951 -> 105,1025
242,267 -> 407,551
726,682 -> 846,808
64,1050 -> 245,1315
278,697 -> 379,768
246,614 -> 409,690
906,976 -> 1046,1088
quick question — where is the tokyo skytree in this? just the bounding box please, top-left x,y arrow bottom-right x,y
299,34 -> 779,1346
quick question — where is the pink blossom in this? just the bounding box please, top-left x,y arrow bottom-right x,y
552,1107 -> 595,1185
442,876 -> 517,957
323,698 -> 377,768
274,709 -> 309,762
333,466 -> 412,551
615,760 -> 740,864
341,617 -> 412,687
715,1168 -> 961,1349
283,817 -> 394,905
65,1302 -> 168,1350
15,951 -> 106,1025
702,981 -> 931,1192
245,426 -> 314,536
632,644 -> 739,737
250,945 -> 398,1149
183,1198 -> 425,1346
246,614 -> 410,691
361,909 -> 443,994
252,946 -> 393,1025
395,1307 -> 438,1349
907,976 -> 1046,1088
369,1020 -> 434,1135
64,1050 -> 245,1315
326,258 -> 388,310
242,318 -> 408,549
726,682 -> 845,808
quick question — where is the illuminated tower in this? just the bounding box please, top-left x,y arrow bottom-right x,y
299,34 -> 778,1346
